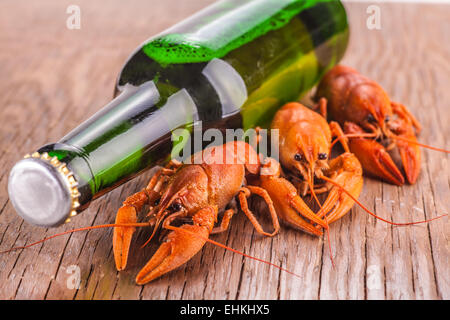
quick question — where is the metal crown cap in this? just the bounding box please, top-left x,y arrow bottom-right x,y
8,152 -> 81,227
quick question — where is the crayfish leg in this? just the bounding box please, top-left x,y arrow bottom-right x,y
211,208 -> 236,234
238,186 -> 280,237
259,176 -> 326,236
329,121 -> 350,153
316,97 -> 328,119
391,101 -> 422,134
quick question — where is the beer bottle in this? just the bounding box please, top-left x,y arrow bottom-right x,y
8,0 -> 349,227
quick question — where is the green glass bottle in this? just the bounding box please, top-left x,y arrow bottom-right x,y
8,0 -> 349,227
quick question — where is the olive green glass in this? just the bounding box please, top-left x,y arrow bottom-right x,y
36,0 -> 349,211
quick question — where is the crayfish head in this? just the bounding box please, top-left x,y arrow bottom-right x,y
346,80 -> 393,138
292,153 -> 329,181
282,148 -> 329,199
155,165 -> 209,218
280,124 -> 329,170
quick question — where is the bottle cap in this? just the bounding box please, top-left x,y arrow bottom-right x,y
8,152 -> 80,227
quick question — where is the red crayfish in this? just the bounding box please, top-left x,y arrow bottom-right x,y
315,65 -> 449,185
263,102 -> 364,229
113,140 -> 333,284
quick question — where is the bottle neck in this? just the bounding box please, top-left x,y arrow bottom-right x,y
40,79 -> 211,206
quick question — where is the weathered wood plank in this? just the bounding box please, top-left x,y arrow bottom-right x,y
0,1 -> 448,300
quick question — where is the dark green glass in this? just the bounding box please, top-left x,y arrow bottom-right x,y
37,0 -> 349,212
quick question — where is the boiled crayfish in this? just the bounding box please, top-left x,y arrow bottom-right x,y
113,141 -> 331,284
315,65 -> 423,185
263,102 -> 364,228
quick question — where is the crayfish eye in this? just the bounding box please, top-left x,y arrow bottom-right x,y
169,202 -> 182,212
154,199 -> 160,206
294,153 -> 303,161
385,116 -> 390,122
318,153 -> 328,160
367,114 -> 376,123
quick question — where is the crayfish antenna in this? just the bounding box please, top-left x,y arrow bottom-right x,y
140,186 -> 189,249
331,132 -> 450,154
320,176 -> 448,226
164,224 -> 303,280
140,213 -> 168,249
330,133 -> 378,151
305,170 -> 336,269
0,222 -> 152,254
0,221 -> 303,281
389,135 -> 450,154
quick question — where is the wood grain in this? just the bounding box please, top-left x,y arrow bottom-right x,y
0,0 -> 448,300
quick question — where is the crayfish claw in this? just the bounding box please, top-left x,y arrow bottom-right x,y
317,153 -> 363,224
344,122 -> 405,185
113,206 -> 138,271
135,224 -> 208,285
396,134 -> 421,184
135,206 -> 216,285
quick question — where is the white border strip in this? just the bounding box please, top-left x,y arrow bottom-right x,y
342,0 -> 450,3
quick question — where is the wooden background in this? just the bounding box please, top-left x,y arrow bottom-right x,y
0,0 -> 448,300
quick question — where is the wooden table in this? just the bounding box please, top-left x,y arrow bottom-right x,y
0,0 -> 448,300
